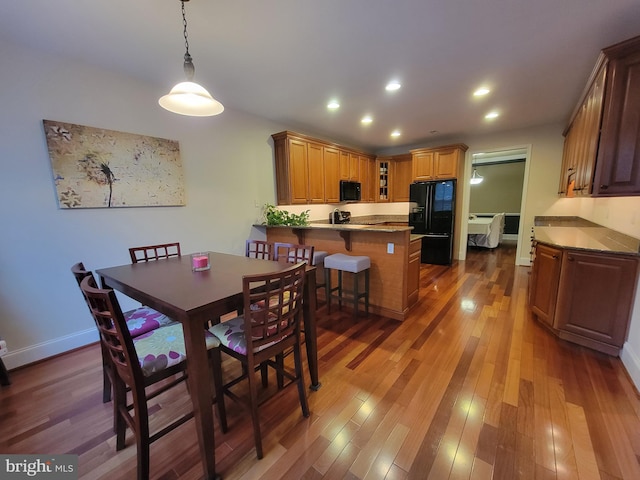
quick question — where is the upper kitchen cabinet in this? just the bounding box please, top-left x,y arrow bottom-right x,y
272,132 -> 324,205
410,144 -> 468,181
272,131 -> 375,205
392,154 -> 412,202
560,34 -> 640,197
323,146 -> 341,204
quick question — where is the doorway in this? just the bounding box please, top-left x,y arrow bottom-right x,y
459,145 -> 531,266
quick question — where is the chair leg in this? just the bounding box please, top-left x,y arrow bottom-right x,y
364,269 -> 370,315
337,271 -> 343,310
325,267 -> 332,314
114,378 -> 128,451
210,348 -> 228,433
100,343 -> 112,403
135,405 -> 150,480
276,353 -> 285,389
293,341 -> 310,418
246,360 -> 264,459
353,271 -> 360,319
0,358 -> 10,386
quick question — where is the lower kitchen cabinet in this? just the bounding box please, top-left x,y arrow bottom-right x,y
529,242 -> 639,355
529,243 -> 563,327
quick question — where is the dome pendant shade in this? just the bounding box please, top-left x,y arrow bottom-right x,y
159,82 -> 224,116
159,0 -> 224,117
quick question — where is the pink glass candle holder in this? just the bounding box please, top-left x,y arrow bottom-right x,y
191,252 -> 210,272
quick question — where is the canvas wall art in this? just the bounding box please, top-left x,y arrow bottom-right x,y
43,120 -> 186,208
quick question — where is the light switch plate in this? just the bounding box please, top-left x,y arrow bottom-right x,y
387,242 -> 394,254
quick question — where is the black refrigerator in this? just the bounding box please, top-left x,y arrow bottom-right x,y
409,180 -> 456,265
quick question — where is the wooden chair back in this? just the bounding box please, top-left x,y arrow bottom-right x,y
79,275 -> 143,390
129,242 -> 181,264
245,239 -> 274,260
273,242 -> 314,265
242,262 -> 306,357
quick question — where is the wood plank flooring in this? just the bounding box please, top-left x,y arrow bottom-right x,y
2,243 -> 640,479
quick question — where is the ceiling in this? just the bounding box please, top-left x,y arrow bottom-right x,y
1,1 -> 639,152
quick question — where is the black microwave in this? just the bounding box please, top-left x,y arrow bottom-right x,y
340,180 -> 361,202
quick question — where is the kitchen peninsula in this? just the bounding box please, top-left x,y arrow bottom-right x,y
259,217 -> 422,320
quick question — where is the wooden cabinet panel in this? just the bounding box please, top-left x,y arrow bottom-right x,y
529,243 -> 563,327
412,151 -> 434,181
339,150 -> 350,180
560,63 -> 606,196
434,148 -> 460,179
593,42 -> 640,196
411,144 -> 467,182
307,142 -> 325,204
349,153 -> 360,181
555,251 -> 638,348
289,138 -> 310,204
391,154 -> 412,202
407,238 -> 421,306
324,147 -> 340,203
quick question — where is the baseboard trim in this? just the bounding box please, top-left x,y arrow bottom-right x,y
621,342 -> 640,392
1,329 -> 98,370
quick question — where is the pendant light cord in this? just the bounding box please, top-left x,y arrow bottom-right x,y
181,0 -> 195,80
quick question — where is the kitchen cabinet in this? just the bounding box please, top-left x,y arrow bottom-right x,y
560,34 -> 640,197
559,63 -> 605,195
272,131 -> 374,205
391,154 -> 412,202
324,146 -> 341,203
377,158 -> 390,202
360,155 -> 377,202
529,243 -> 563,327
410,144 -> 468,181
529,241 -> 639,355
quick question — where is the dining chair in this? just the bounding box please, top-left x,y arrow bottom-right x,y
129,242 -> 181,263
79,274 -> 227,480
273,242 -> 314,265
245,239 -> 274,260
71,262 -> 177,403
208,262 -> 309,459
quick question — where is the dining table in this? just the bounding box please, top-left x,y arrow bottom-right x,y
468,216 -> 493,235
96,252 -> 319,480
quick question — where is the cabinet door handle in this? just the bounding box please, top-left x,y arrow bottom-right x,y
600,184 -> 609,190
568,256 -> 574,262
552,255 -> 559,259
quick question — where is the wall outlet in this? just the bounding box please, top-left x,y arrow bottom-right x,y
387,243 -> 394,254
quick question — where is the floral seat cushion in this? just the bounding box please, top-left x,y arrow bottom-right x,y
124,306 -> 177,338
209,315 -> 286,356
133,323 -> 220,377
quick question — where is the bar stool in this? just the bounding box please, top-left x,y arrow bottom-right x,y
324,253 -> 370,318
313,250 -> 328,304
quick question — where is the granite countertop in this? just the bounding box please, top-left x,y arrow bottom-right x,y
533,216 -> 640,255
257,215 -> 413,233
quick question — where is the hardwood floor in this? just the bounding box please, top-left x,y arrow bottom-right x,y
2,243 -> 640,479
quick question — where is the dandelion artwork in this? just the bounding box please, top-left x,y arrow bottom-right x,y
43,120 -> 186,208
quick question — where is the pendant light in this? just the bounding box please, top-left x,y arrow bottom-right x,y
159,0 -> 224,116
470,169 -> 484,184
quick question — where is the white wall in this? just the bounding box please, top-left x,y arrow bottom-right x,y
0,39 -> 286,368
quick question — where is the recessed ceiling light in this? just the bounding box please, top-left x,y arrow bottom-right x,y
327,100 -> 340,110
474,87 -> 490,96
390,130 -> 401,137
485,111 -> 499,119
361,115 -> 373,124
385,81 -> 401,91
